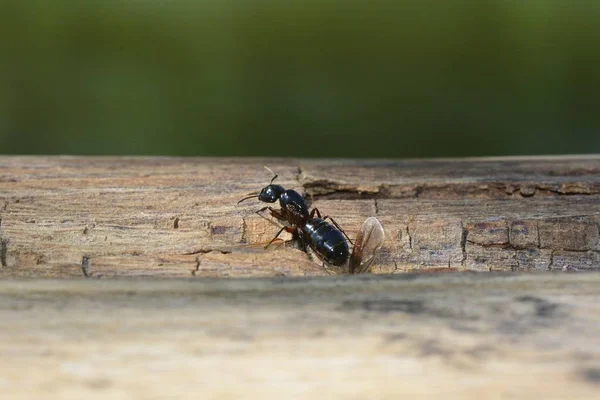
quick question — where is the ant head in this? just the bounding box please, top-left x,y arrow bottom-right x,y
237,166 -> 284,205
258,184 -> 285,203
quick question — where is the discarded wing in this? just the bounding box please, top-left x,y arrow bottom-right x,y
349,217 -> 385,274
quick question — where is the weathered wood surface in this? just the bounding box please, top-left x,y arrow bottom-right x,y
1,155 -> 600,277
1,274 -> 600,399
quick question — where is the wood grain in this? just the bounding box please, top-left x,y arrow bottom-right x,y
1,155 -> 599,277
1,274 -> 599,399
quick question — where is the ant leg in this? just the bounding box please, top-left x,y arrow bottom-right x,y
268,207 -> 287,221
256,206 -> 287,226
268,238 -> 285,249
322,215 -> 354,245
295,229 -> 308,252
262,206 -> 286,222
309,208 -> 322,219
300,230 -> 307,252
265,227 -> 286,249
289,229 -> 303,252
255,210 -> 280,229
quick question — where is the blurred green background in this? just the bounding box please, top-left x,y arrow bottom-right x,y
1,1 -> 599,157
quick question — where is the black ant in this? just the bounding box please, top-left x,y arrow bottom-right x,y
237,167 -> 384,273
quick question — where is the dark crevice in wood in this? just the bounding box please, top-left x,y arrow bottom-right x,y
548,250 -> 555,270
81,255 -> 91,277
466,241 -> 512,249
191,256 -> 201,276
304,187 -> 384,200
303,182 -> 600,201
1,238 -> 9,267
551,249 -> 600,254
460,224 -> 468,266
414,185 -> 424,198
183,248 -> 232,256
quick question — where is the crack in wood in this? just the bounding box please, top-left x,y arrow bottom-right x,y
414,185 -> 423,198
466,241 -> 512,249
183,248 -> 232,256
305,187 -> 383,200
191,256 -> 201,276
303,180 -> 600,200
81,256 -> 91,277
460,224 -> 468,266
1,238 -> 9,267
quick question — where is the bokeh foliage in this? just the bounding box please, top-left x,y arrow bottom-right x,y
1,1 -> 599,157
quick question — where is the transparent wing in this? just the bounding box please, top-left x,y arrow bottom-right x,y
349,217 -> 385,274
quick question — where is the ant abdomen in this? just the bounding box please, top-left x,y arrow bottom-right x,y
303,218 -> 349,266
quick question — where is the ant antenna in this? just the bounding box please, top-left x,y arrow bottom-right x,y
264,166 -> 278,184
237,193 -> 258,205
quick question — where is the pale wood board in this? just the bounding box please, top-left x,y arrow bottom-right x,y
0,274 -> 599,399
1,155 -> 599,277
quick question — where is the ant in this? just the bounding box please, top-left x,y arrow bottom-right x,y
237,167 -> 385,273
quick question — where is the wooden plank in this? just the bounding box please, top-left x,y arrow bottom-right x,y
0,274 -> 599,399
1,155 -> 599,277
